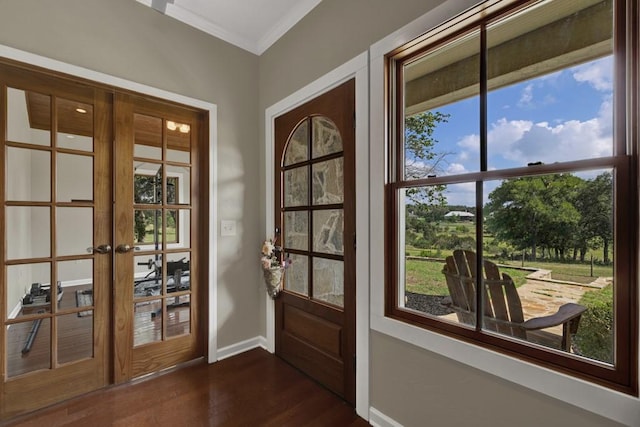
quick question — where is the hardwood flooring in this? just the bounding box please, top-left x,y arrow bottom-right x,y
2,348 -> 369,427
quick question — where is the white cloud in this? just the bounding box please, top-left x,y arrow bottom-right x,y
517,84 -> 534,108
572,57 -> 613,92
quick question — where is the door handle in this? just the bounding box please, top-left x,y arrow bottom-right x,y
88,244 -> 112,254
115,244 -> 141,253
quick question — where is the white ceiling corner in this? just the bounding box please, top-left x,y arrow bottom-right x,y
135,0 -> 322,55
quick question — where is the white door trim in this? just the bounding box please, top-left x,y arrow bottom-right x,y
264,51 -> 370,418
0,43 -> 219,363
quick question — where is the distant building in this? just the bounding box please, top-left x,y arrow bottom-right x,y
444,211 -> 474,221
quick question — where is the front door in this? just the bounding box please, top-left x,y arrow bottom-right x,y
274,79 -> 356,404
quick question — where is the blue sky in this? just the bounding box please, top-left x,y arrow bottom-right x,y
411,56 -> 614,206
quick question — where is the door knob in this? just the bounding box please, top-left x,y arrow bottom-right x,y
115,244 -> 141,253
87,244 -> 112,254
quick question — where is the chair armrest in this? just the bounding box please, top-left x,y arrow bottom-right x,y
522,303 -> 587,330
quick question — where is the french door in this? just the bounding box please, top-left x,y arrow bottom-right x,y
0,61 -> 205,419
274,79 -> 356,404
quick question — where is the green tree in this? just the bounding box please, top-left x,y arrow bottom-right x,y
574,172 -> 613,263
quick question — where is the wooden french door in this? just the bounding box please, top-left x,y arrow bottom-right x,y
0,61 -> 206,419
274,79 -> 356,404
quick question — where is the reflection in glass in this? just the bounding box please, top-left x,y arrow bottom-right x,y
313,210 -> 343,255
167,294 -> 190,338
55,97 -> 94,152
6,147 -> 51,202
284,120 -> 309,165
134,209 -> 163,246
312,158 -> 343,204
7,88 -> 51,147
58,312 -> 93,364
6,207 -> 50,260
57,259 -> 93,312
134,114 -> 162,160
134,300 -> 162,346
313,258 -> 344,307
165,252 -> 191,294
6,318 -> 51,377
284,167 -> 308,207
312,116 -> 342,158
166,165 -> 190,204
57,207 -> 93,257
284,253 -> 308,296
172,209 -> 191,248
166,210 -> 179,243
284,211 -> 308,251
134,254 -> 163,298
6,263 -> 51,320
134,163 -> 162,204
167,119 -> 191,163
57,153 -> 93,203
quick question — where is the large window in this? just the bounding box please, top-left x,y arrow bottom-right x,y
386,0 -> 637,393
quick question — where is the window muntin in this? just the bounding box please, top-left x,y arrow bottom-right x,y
388,0 -> 634,392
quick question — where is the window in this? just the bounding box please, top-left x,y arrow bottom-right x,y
386,0 -> 637,393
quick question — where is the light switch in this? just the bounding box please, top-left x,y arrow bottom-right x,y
220,220 -> 236,236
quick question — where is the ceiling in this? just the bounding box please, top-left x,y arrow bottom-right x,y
135,0 -> 322,55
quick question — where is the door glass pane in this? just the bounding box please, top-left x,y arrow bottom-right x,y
56,207 -> 92,257
57,153 -> 93,203
6,206 -> 50,260
166,119 -> 191,163
134,114 -> 162,160
6,147 -> 51,202
284,211 -> 308,251
134,163 -> 162,204
166,165 -> 190,204
312,116 -> 342,158
57,259 -> 93,311
284,253 -> 308,296
165,210 -> 178,243
313,258 -> 344,307
55,97 -> 93,152
135,209 -> 162,247
166,252 -> 190,294
134,299 -> 162,346
57,311 -> 93,364
313,209 -> 344,255
167,294 -> 190,338
6,263 -> 51,320
312,158 -> 343,204
171,209 -> 191,248
284,167 -> 308,207
135,254 -> 162,297
284,120 -> 309,165
6,318 -> 51,377
7,88 -> 51,147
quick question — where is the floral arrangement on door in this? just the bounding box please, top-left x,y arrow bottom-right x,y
260,234 -> 290,298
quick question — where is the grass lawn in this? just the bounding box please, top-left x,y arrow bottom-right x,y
500,260 -> 612,284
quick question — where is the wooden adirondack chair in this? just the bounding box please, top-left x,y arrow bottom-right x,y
442,249 -> 586,351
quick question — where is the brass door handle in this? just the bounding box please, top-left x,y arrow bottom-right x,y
88,244 -> 112,254
115,244 -> 141,253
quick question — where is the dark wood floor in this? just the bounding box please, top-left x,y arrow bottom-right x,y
2,348 -> 369,427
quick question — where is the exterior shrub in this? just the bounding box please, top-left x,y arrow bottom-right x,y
572,285 -> 613,364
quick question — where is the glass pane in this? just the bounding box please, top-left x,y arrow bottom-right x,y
56,207 -> 92,257
312,158 -> 343,204
166,119 -> 191,163
312,116 -> 342,158
57,259 -> 93,312
57,153 -> 93,203
57,311 -> 93,364
167,294 -> 190,338
399,185 -> 477,327
284,253 -> 308,296
284,166 -> 308,207
6,147 -> 51,202
403,30 -> 480,178
134,114 -> 162,160
166,252 -> 190,294
6,263 -> 51,320
486,0 -> 614,169
6,318 -> 51,377
313,258 -> 344,307
484,170 -> 613,362
171,209 -> 191,248
6,206 -> 50,260
134,299 -> 162,346
284,211 -> 308,251
284,120 -> 309,165
134,163 -> 162,204
55,97 -> 93,152
313,209 -> 343,255
166,165 -> 190,205
7,88 -> 51,146
134,254 -> 163,297
134,209 -> 162,247
165,210 -> 178,243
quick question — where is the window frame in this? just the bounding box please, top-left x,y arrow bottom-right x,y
384,0 -> 638,394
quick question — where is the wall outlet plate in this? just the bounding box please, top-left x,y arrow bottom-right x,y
220,220 -> 236,236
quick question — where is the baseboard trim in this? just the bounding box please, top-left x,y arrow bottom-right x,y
216,336 -> 267,361
369,407 -> 403,427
